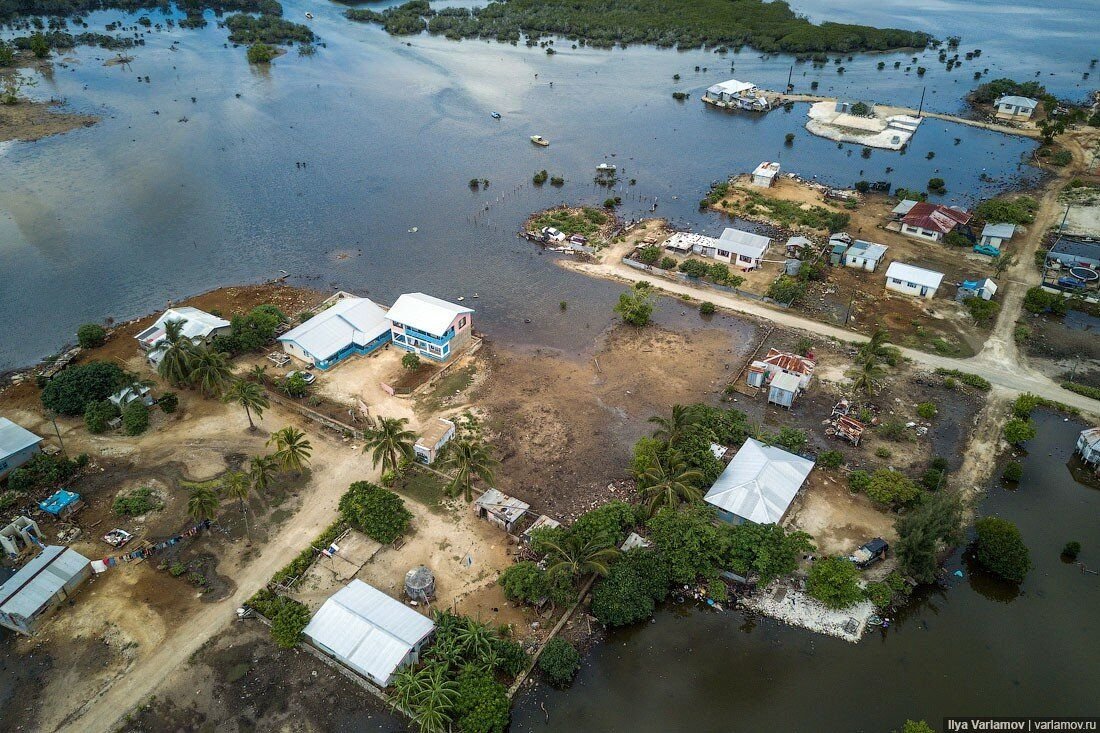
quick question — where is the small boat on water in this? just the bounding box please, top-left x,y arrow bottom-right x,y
530,135 -> 549,147
596,163 -> 617,173
304,11 -> 313,19
491,112 -> 502,119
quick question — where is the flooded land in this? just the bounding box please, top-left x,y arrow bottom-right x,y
2,0 -> 1100,731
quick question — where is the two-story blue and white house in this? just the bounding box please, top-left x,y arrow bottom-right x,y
386,293 -> 473,363
0,418 -> 43,481
278,295 -> 393,370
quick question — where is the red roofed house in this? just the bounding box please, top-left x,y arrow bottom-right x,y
900,203 -> 972,243
746,349 -> 816,390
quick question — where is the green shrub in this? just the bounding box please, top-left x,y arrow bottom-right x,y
1002,461 -> 1023,482
767,275 -> 807,304
874,447 -> 892,459
614,284 -> 654,327
499,561 -> 549,604
270,598 -> 312,648
974,195 -> 1039,225
84,399 -> 119,434
402,352 -> 421,370
934,368 -> 991,391
636,244 -> 661,264
1062,381 -> 1100,401
532,169 -> 549,185
848,470 -> 870,493
916,401 -> 937,419
76,323 -> 107,349
1002,418 -> 1036,446
973,516 -> 1031,582
818,450 -> 844,468
7,453 -> 80,493
699,301 -> 716,316
122,400 -> 149,436
247,42 -> 277,64
338,482 -> 412,544
965,296 -> 1000,325
112,487 -> 163,516
0,490 -> 21,512
454,667 -> 510,733
678,258 -> 711,278
41,361 -> 126,415
591,549 -> 670,626
1023,286 -> 1066,315
538,638 -> 582,687
658,256 -> 677,270
159,392 -> 179,413
806,557 -> 863,609
767,427 -> 807,454
865,469 -> 921,507
1061,541 -> 1081,559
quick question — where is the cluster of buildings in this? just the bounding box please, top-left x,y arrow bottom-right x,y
663,227 -> 772,271
701,79 -> 771,111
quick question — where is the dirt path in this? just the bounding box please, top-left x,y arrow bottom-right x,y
53,428 -> 379,733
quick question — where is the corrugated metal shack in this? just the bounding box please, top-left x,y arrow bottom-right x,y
0,545 -> 92,635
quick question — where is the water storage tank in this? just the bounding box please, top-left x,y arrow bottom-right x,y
405,565 -> 436,602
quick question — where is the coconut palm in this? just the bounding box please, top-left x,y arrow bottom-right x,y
541,535 -> 619,579
362,416 -> 417,476
637,451 -> 704,515
221,470 -> 252,537
267,426 -> 312,474
189,346 -> 233,397
648,403 -> 700,444
857,327 -> 894,363
187,485 -> 220,522
848,353 -> 886,395
223,378 -> 270,431
248,364 -> 268,383
248,454 -> 278,497
439,437 -> 497,502
153,319 -> 196,387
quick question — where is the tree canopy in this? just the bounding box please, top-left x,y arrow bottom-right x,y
40,361 -> 126,415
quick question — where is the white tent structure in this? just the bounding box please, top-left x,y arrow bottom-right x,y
704,439 -> 814,525
278,296 -> 391,369
303,580 -> 435,687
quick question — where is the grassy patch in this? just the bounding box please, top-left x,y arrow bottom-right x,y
935,368 -> 991,391
530,207 -> 609,237
419,365 -> 476,413
1062,381 -> 1100,402
711,187 -> 850,233
396,468 -> 450,514
112,487 -> 163,517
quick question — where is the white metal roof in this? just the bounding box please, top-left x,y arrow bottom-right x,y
719,228 -> 771,259
303,580 -> 434,686
752,161 -> 780,178
885,262 -> 944,290
1079,427 -> 1100,449
995,95 -> 1037,108
707,79 -> 756,96
386,293 -> 473,338
0,545 -> 90,620
704,439 -> 814,524
663,232 -> 715,253
769,371 -> 801,394
279,297 -> 390,362
0,418 -> 41,458
846,240 -> 889,262
891,199 -> 919,216
981,223 -> 1016,239
474,488 -> 529,524
136,307 -> 230,347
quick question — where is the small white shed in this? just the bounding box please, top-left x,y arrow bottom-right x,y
751,161 -> 780,188
767,371 -> 801,409
1076,428 -> 1100,466
979,223 -> 1016,251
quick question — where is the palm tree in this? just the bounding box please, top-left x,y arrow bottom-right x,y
648,404 -> 700,444
248,454 -> 278,497
153,319 -> 196,387
541,535 -> 619,579
439,438 -> 497,502
223,378 -> 270,431
221,470 -> 252,537
248,364 -> 268,383
454,617 -> 495,664
857,327 -> 893,362
637,451 -> 704,515
362,416 -> 417,475
187,485 -> 220,523
189,346 -> 233,397
267,426 -> 312,474
848,353 -> 886,395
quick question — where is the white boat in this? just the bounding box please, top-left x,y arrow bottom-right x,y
596,163 -> 617,172
304,11 -> 313,19
530,135 -> 549,147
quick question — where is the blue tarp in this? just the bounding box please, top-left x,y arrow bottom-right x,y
39,489 -> 80,516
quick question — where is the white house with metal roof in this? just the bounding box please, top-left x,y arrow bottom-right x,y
884,262 -> 945,299
978,223 -> 1016,252
0,418 -> 43,481
279,295 -> 392,370
751,161 -> 780,188
994,95 -> 1038,120
136,307 -> 231,365
717,228 -> 771,270
703,439 -> 815,525
0,545 -> 92,635
843,240 -> 889,272
387,293 -> 473,363
702,79 -> 770,111
302,579 -> 435,687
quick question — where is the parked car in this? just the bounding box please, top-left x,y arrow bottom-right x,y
848,538 -> 889,569
569,234 -> 588,245
288,370 -> 316,385
1057,276 -> 1087,289
541,226 -> 566,243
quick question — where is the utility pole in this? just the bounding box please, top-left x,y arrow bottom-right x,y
844,296 -> 855,325
917,86 -> 926,117
787,64 -> 794,92
45,410 -> 66,456
1059,204 -> 1071,231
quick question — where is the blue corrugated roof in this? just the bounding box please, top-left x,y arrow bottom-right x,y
39,490 -> 80,516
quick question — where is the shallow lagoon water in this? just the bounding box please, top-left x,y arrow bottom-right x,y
2,0 -> 1090,368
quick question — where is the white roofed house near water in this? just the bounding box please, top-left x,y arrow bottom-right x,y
278,294 -> 392,369
387,292 -> 472,337
302,579 -> 435,687
704,438 -> 815,525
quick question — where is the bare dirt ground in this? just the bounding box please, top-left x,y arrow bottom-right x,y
784,470 -> 898,557
117,622 -> 401,733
